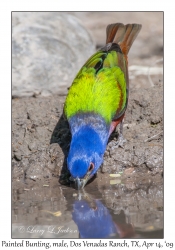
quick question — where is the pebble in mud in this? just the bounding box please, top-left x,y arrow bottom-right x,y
14,152 -> 22,161
145,145 -> 163,170
28,141 -> 38,151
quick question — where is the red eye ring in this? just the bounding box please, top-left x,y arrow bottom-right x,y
88,162 -> 94,172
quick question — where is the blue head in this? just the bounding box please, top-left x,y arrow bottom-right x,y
67,125 -> 107,189
72,199 -> 118,238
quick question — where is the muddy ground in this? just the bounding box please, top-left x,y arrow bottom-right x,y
12,81 -> 163,182
12,12 -> 163,238
12,79 -> 163,238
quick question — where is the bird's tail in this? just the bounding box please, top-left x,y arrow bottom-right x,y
106,23 -> 142,55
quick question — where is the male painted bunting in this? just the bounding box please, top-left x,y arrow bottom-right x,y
72,198 -> 118,238
64,23 -> 142,189
72,196 -> 135,238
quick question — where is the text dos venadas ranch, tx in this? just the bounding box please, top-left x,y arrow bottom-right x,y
1,240 -> 174,249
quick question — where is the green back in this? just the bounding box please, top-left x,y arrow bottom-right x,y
64,49 -> 127,124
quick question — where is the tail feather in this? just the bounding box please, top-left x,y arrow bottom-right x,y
106,23 -> 125,44
106,23 -> 142,55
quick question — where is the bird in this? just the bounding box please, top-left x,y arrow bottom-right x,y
64,23 -> 142,189
72,196 -> 135,238
72,198 -> 118,238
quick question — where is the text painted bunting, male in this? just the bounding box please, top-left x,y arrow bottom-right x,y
64,23 -> 142,189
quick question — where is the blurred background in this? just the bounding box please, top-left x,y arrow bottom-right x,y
12,12 -> 163,97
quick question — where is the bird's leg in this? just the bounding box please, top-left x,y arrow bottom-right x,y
115,119 -> 126,148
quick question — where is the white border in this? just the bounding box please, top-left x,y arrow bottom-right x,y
1,0 -> 174,248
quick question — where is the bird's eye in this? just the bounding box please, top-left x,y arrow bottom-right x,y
88,162 -> 94,172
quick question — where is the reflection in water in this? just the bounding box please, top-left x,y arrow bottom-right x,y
12,177 -> 163,238
72,199 -> 117,238
72,192 -> 135,238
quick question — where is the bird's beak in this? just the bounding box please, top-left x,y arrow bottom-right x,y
70,170 -> 93,190
75,177 -> 88,190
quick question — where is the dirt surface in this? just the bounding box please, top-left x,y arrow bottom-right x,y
12,12 -> 163,238
12,82 -> 163,182
12,81 -> 163,238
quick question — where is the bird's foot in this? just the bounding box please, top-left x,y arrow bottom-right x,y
115,134 -> 127,148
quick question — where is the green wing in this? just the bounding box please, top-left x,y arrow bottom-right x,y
64,47 -> 128,124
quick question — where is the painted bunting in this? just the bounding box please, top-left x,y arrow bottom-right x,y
72,199 -> 118,238
64,23 -> 142,189
72,200 -> 135,239
72,191 -> 135,238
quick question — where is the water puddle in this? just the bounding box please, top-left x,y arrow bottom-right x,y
12,174 -> 163,239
